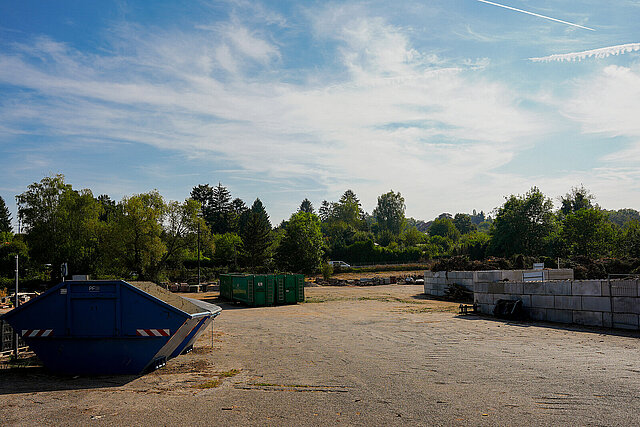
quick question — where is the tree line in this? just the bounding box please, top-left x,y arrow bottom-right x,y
1,176 -> 640,289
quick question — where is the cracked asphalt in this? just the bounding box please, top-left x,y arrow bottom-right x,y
1,284 -> 639,426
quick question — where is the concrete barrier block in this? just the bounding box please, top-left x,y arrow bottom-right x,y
547,269 -> 574,281
545,281 -> 571,295
501,270 -> 522,282
573,311 -> 603,327
476,271 -> 501,282
460,271 -> 474,280
554,296 -> 581,311
581,296 -> 611,312
527,308 -> 547,321
546,309 -> 572,324
612,313 -> 639,329
523,282 -> 545,295
493,293 -> 519,303
610,280 -> 638,297
477,303 -> 493,315
504,282 -> 523,294
474,282 -> 489,293
612,297 -> 640,314
572,280 -> 602,296
474,293 -> 493,304
424,271 -> 434,279
460,278 -> 474,287
488,282 -> 505,294
519,295 -> 531,307
602,312 -> 612,328
531,295 -> 554,308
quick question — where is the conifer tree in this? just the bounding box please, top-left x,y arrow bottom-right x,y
0,196 -> 11,233
240,198 -> 272,269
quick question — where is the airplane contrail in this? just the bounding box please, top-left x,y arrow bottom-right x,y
530,42 -> 640,62
477,0 -> 595,31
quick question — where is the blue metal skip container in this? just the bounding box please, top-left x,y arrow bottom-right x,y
0,280 -> 221,375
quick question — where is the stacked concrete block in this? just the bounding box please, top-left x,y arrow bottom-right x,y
475,277 -> 640,330
546,269 -> 574,281
424,268 -> 638,330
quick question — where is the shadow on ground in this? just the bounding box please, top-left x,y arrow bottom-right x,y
455,312 -> 640,338
0,366 -> 140,395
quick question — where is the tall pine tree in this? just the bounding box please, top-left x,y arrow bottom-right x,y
240,198 -> 271,269
0,195 -> 11,233
210,183 -> 232,234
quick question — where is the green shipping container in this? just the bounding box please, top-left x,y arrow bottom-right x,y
219,274 -> 275,307
275,274 -> 305,305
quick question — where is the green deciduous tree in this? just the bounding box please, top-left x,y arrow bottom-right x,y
429,217 -> 460,241
489,187 -> 556,257
214,232 -> 243,268
400,226 -> 426,247
373,190 -> 405,235
561,208 -> 615,258
276,212 -> 324,274
453,213 -> 475,235
618,220 -> 640,258
559,185 -> 594,216
16,174 -> 102,278
109,191 -> 166,280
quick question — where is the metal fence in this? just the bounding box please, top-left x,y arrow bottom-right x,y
1,319 -> 27,356
607,274 -> 640,329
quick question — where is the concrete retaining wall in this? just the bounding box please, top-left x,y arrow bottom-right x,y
474,278 -> 640,330
424,269 -> 639,330
423,269 -> 573,297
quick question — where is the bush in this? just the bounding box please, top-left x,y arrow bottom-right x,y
430,256 -> 513,272
321,263 -> 333,280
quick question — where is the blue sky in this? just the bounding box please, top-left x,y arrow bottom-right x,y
2,1 -> 640,226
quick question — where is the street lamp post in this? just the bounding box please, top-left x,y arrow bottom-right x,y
13,255 -> 18,358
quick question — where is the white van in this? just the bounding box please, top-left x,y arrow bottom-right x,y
328,261 -> 351,268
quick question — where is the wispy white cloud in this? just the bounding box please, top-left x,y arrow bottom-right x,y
0,6 -> 559,219
530,43 -> 640,62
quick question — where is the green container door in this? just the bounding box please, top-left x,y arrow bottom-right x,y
231,275 -> 249,304
284,275 -> 297,304
252,275 -> 275,307
275,275 -> 286,304
273,274 -> 305,304
219,275 -> 232,300
294,274 -> 305,303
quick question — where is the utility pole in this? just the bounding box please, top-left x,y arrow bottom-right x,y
197,220 -> 201,286
13,255 -> 19,358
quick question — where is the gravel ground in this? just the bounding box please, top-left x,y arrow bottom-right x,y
1,284 -> 639,426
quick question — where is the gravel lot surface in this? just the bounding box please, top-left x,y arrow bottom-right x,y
1,284 -> 639,426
